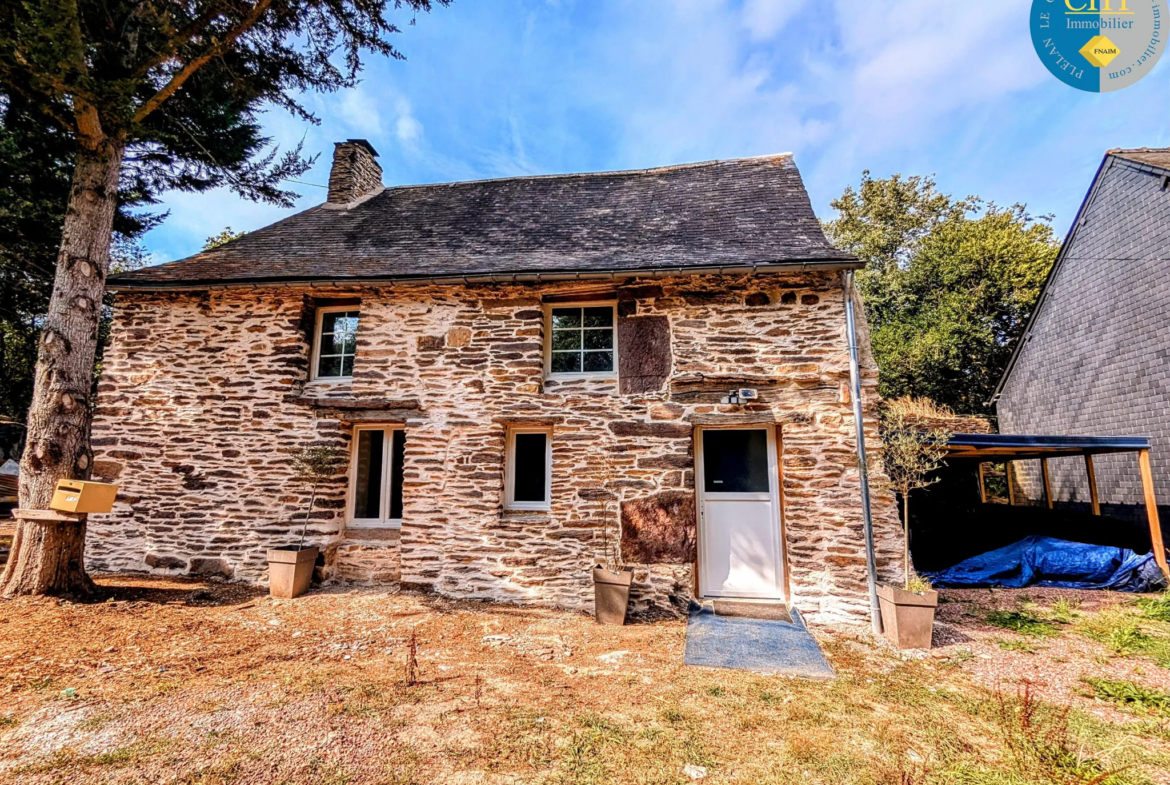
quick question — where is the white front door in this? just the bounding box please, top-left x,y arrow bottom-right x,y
697,427 -> 785,599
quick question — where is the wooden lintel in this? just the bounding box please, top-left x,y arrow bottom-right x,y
1138,449 -> 1169,579
1041,458 -> 1054,509
286,395 -> 422,411
1084,455 -> 1100,516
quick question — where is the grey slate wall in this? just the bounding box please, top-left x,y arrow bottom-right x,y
997,156 -> 1170,523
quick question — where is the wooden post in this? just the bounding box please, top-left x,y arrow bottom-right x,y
977,463 -> 987,504
1138,449 -> 1168,579
1007,461 -> 1016,506
1041,458 -> 1054,509
1084,455 -> 1100,516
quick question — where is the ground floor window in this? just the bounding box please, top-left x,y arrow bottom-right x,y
505,427 -> 552,511
349,425 -> 405,527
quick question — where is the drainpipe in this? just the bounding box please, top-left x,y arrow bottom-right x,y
844,271 -> 883,636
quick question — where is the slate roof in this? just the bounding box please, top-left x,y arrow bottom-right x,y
111,154 -> 856,289
1109,147 -> 1170,170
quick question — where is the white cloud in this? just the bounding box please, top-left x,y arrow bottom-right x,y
394,97 -> 424,147
742,0 -> 810,41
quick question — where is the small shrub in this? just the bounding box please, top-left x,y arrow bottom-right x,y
992,683 -> 1113,782
906,575 -> 933,594
0,715 -> 17,728
986,610 -> 1060,637
706,686 -> 725,697
1084,678 -> 1170,717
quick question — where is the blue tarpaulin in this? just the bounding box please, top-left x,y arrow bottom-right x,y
924,535 -> 1166,592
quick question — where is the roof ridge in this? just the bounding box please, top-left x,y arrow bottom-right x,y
368,153 -> 796,195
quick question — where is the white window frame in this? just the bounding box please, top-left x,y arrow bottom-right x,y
504,426 -> 553,511
544,301 -> 619,380
347,424 -> 404,528
310,305 -> 360,383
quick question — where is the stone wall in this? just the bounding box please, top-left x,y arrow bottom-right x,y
89,272 -> 902,624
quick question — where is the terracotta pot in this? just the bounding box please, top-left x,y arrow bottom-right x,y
592,565 -> 633,626
877,584 -> 939,649
268,546 -> 319,599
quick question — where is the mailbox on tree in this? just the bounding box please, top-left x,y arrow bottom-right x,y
49,480 -> 118,514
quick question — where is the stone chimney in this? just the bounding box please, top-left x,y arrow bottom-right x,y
326,139 -> 383,204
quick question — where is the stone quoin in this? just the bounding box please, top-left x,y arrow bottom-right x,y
89,143 -> 903,624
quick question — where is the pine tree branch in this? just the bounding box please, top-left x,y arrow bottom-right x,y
132,0 -> 275,125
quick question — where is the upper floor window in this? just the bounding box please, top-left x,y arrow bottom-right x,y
312,306 -> 360,381
546,303 -> 616,377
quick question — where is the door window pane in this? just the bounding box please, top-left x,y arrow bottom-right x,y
703,429 -> 770,493
511,432 -> 548,504
353,429 -> 384,518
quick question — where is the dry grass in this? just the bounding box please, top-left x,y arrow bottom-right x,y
0,576 -> 1168,784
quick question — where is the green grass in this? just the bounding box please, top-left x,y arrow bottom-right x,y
986,610 -> 1061,637
1136,593 -> 1170,622
1084,678 -> 1170,717
1076,607 -> 1170,668
994,637 -> 1043,654
1049,597 -> 1082,624
0,714 -> 17,728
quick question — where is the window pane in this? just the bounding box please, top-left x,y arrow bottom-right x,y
551,309 -> 581,329
321,311 -> 359,335
551,352 -> 581,374
551,329 -> 582,351
354,429 -> 384,518
702,429 -> 770,494
582,351 -> 613,373
583,329 -> 612,350
341,355 -> 354,377
389,430 -> 405,520
327,332 -> 357,355
512,432 -> 548,503
317,355 -> 343,378
583,307 -> 612,328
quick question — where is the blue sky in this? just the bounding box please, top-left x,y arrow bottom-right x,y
145,0 -> 1170,263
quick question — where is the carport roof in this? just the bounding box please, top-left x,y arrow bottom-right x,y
945,434 -> 1151,461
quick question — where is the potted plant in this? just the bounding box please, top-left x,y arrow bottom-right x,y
874,397 -> 952,649
592,459 -> 632,625
268,444 -> 346,599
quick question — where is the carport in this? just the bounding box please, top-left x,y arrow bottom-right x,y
939,434 -> 1168,579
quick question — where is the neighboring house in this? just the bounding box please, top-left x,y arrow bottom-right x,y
994,148 -> 1170,529
90,140 -> 902,624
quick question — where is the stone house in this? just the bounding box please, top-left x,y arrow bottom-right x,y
994,148 -> 1170,532
90,140 -> 903,624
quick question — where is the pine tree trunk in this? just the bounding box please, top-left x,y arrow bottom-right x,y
0,139 -> 125,598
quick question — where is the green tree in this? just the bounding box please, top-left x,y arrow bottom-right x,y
203,227 -> 246,251
825,172 -> 1059,416
0,0 -> 443,597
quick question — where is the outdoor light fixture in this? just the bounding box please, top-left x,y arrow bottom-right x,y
720,388 -> 758,405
